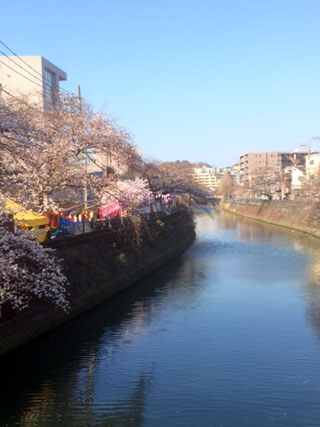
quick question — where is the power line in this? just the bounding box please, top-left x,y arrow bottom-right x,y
0,48 -> 58,90
1,86 -> 83,118
0,57 -> 76,103
0,49 -> 52,88
0,39 -> 74,96
1,86 -> 19,99
0,59 -> 44,90
0,40 -> 45,79
0,87 -> 46,116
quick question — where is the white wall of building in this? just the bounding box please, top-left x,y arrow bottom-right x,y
0,56 -> 67,108
306,153 -> 320,180
291,167 -> 305,190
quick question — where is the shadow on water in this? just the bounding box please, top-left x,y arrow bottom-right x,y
15,369 -> 152,427
6,211 -> 320,426
0,241 -> 210,426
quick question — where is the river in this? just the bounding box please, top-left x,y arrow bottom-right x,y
2,211 -> 320,426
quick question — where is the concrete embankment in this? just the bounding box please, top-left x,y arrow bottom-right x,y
0,210 -> 195,357
220,200 -> 320,238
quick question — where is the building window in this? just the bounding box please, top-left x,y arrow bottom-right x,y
44,69 -> 57,102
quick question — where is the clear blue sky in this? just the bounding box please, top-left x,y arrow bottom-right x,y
2,0 -> 320,166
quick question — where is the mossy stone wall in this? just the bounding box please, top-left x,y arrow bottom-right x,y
0,211 -> 195,357
221,201 -> 320,237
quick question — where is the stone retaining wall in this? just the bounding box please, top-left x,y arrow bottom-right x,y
0,210 -> 195,357
220,200 -> 320,237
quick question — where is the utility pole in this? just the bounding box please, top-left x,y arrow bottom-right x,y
301,143 -> 311,181
78,85 -> 88,211
77,84 -> 82,111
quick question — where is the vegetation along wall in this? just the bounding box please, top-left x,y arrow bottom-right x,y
0,210 -> 195,357
221,200 -> 320,238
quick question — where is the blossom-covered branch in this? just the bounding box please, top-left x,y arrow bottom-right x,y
0,207 -> 69,318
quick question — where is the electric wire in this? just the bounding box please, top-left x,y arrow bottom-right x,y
0,48 -> 59,90
0,87 -> 47,116
0,39 -> 47,79
0,56 -> 73,96
0,59 -> 44,89
0,49 -> 74,96
0,39 -> 74,96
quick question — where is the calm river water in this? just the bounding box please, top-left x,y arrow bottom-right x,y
3,211 -> 320,426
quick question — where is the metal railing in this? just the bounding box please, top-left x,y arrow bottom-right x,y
223,198 -> 308,207
51,206 -> 182,239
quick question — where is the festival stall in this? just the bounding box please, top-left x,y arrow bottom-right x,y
4,199 -> 49,242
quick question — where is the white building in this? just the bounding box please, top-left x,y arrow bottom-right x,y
0,56 -> 67,108
306,153 -> 320,180
193,166 -> 222,190
290,167 -> 305,191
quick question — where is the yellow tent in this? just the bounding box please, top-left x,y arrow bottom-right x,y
4,199 -> 49,242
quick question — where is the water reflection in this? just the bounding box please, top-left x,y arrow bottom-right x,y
4,212 -> 320,426
217,211 -> 320,349
1,245 -> 212,426
221,211 -> 320,284
18,370 -> 152,427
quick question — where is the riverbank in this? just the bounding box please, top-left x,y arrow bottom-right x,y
0,209 -> 195,357
4,212 -> 320,426
220,200 -> 320,238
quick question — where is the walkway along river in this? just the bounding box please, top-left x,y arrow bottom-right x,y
2,211 -> 320,426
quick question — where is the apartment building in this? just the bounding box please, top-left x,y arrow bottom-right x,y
193,166 -> 221,190
306,153 -> 320,180
279,152 -> 308,169
239,151 -> 308,182
240,152 -> 280,182
0,56 -> 67,108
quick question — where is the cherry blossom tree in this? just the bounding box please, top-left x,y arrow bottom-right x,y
217,174 -> 234,198
99,179 -> 151,217
0,207 -> 69,319
129,157 -> 210,203
1,92 -> 206,318
0,94 -> 136,213
0,94 -> 137,316
250,168 -> 281,200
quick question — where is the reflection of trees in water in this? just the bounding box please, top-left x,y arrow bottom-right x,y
305,280 -> 320,344
102,373 -> 151,427
194,210 -> 216,232
218,211 -> 279,243
13,299 -> 155,426
303,252 -> 320,342
18,368 -> 152,427
214,211 -> 320,344
11,210 -> 320,425
19,382 -> 56,426
227,214 -> 320,358
216,211 -> 237,231
216,211 -> 275,243
218,210 -> 320,248
1,244 -> 209,426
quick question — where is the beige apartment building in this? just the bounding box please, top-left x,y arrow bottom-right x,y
239,152 -> 280,181
305,152 -> 320,180
239,151 -> 308,182
0,56 -> 67,108
193,166 -> 221,190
